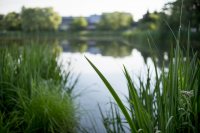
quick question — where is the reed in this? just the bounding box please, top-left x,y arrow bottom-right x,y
0,43 -> 78,132
86,40 -> 200,133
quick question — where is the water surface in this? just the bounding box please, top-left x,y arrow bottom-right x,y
59,39 -> 159,132
0,37 -> 168,132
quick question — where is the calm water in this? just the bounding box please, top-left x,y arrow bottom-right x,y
1,37 -> 168,132
59,38 -> 164,132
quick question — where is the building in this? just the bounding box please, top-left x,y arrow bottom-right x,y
86,15 -> 101,30
59,15 -> 101,31
59,17 -> 73,31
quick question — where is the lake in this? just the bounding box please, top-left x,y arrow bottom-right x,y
0,36 -> 169,132
58,38 -> 167,132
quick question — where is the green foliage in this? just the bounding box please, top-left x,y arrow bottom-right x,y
70,17 -> 88,31
137,11 -> 161,30
166,0 -> 200,31
98,103 -> 126,133
86,56 -> 137,132
97,12 -> 133,31
140,11 -> 160,23
0,44 -> 78,132
2,12 -> 21,31
86,42 -> 200,132
21,7 -> 61,31
0,14 -> 4,30
157,0 -> 200,51
22,84 -> 76,133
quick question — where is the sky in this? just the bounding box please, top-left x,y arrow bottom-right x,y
0,0 -> 174,21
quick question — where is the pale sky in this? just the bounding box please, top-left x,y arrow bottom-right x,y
0,0 -> 174,20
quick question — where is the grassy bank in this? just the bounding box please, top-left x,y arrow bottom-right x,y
0,44 -> 78,132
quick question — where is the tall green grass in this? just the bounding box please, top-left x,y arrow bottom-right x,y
0,44 -> 78,132
86,39 -> 200,132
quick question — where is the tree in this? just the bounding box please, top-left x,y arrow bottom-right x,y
0,14 -> 4,30
166,0 -> 200,31
137,11 -> 161,30
3,12 -> 21,31
97,12 -> 133,31
155,0 -> 200,48
21,7 -> 61,31
70,17 -> 88,31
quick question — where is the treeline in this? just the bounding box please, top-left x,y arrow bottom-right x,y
69,0 -> 200,32
127,0 -> 200,32
0,0 -> 199,33
0,9 -> 134,32
123,0 -> 200,49
62,0 -> 200,33
0,7 -> 61,31
65,12 -> 133,31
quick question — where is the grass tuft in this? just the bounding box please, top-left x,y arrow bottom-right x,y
0,43 -> 78,132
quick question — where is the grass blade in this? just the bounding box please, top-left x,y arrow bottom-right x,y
85,56 -> 137,132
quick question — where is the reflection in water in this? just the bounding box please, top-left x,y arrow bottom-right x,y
60,38 -> 171,67
1,37 -> 170,132
0,37 -> 171,66
61,39 -> 133,57
59,49 -> 158,132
